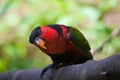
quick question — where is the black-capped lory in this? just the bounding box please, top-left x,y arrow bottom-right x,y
29,24 -> 93,78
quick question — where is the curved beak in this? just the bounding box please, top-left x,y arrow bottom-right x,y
34,37 -> 47,49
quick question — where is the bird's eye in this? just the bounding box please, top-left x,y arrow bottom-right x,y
36,27 -> 41,36
29,27 -> 41,44
38,29 -> 41,35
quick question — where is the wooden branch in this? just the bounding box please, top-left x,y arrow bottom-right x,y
0,69 -> 42,80
0,54 -> 120,80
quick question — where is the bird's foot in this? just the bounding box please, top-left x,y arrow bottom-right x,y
52,63 -> 71,70
40,64 -> 53,79
40,63 -> 72,79
49,63 -> 73,80
40,64 -> 60,79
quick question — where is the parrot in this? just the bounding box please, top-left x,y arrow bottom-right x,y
29,24 -> 93,78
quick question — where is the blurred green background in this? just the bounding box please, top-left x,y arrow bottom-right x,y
0,0 -> 120,72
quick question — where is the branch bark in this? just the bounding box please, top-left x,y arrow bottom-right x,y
0,54 -> 120,80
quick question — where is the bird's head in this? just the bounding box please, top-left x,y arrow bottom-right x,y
29,24 -> 68,54
29,26 -> 47,50
29,24 -> 65,49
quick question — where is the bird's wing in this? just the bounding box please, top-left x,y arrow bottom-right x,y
67,27 -> 93,59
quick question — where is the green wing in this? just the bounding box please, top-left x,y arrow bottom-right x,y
67,27 -> 93,59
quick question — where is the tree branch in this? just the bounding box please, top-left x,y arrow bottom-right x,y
0,54 -> 120,80
93,26 -> 120,55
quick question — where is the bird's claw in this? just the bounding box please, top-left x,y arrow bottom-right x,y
40,63 -> 71,79
40,64 -> 53,79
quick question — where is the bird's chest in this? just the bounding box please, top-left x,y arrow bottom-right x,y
41,37 -> 68,55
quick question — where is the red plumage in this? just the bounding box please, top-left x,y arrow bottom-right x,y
38,26 -> 82,58
39,26 -> 68,55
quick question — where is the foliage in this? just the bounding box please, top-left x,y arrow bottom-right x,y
0,0 -> 120,72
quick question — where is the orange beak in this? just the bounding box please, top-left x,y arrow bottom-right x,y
34,37 -> 47,49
